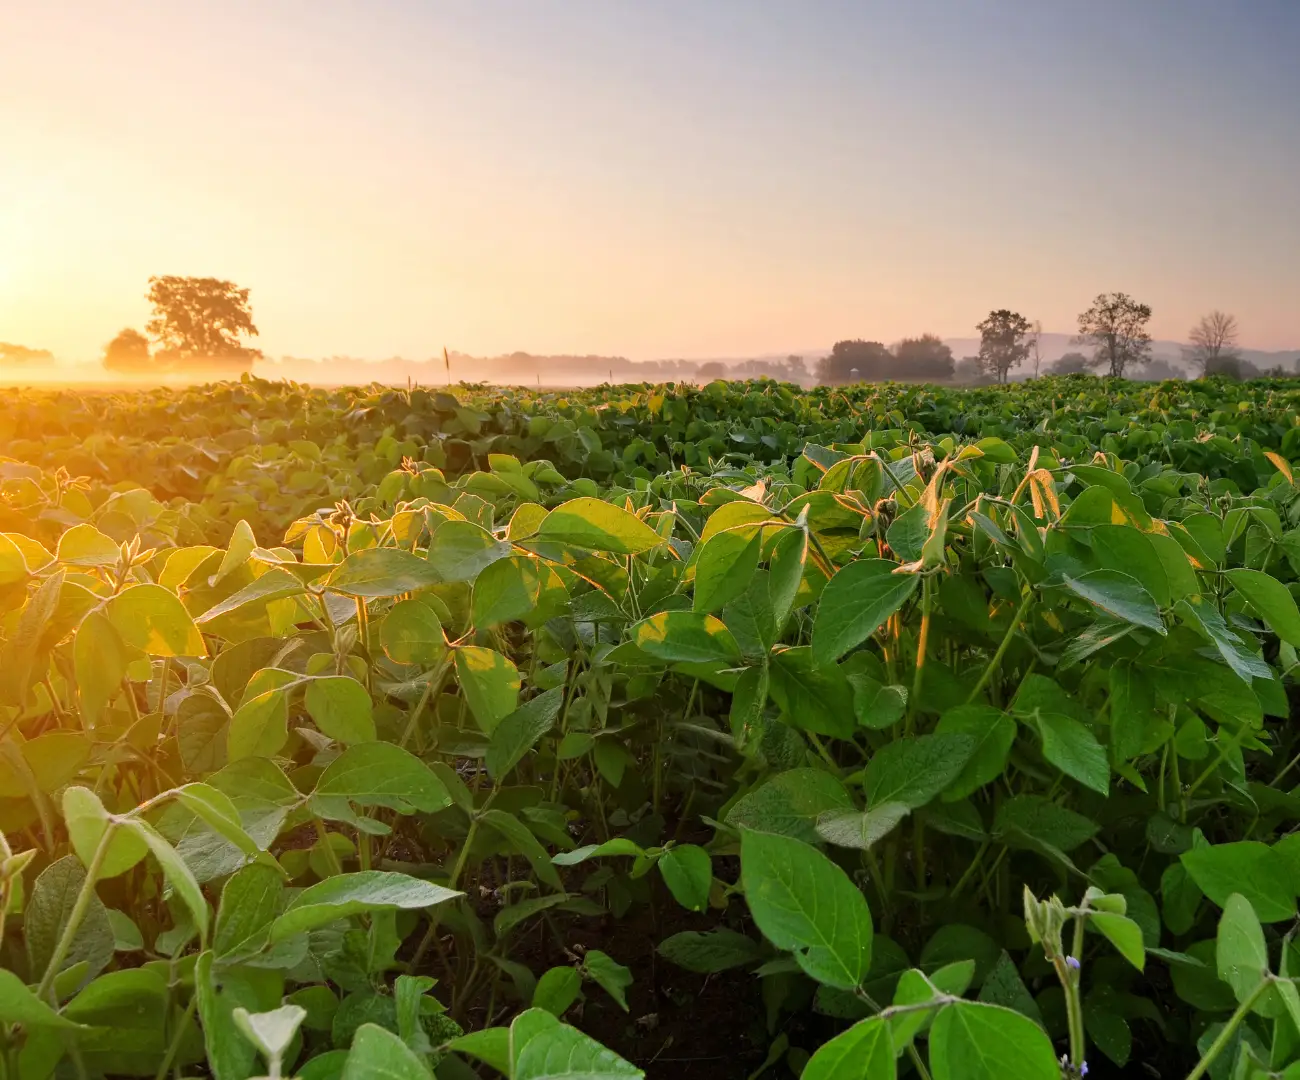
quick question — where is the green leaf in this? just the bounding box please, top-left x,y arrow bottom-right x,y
426,519 -> 511,583
767,645 -> 857,739
454,647 -> 521,734
495,894 -> 575,937
1177,594 -> 1272,684
380,598 -> 447,668
340,1023 -> 434,1080
25,855 -> 114,986
485,687 -> 565,782
657,928 -> 762,974
724,768 -> 852,843
812,559 -> 919,665
74,610 -> 131,726
977,952 -> 1043,1025
537,497 -> 666,555
887,503 -> 928,562
325,548 -> 443,597
304,677 -> 376,744
196,569 -> 306,623
658,844 -> 712,912
121,818 -> 210,939
532,967 -> 583,1017
740,828 -> 873,989
630,611 -> 742,665
550,838 -> 646,866
0,968 -> 82,1028
227,668 -> 297,761
693,528 -> 763,614
1089,525 -> 1171,607
233,1004 -> 307,1061
215,863 -> 284,961
1063,569 -> 1165,634
509,1007 -> 644,1079
862,734 -> 976,809
56,523 -> 121,568
767,526 -> 809,630
472,554 -> 564,628
815,802 -> 910,851
801,1016 -> 893,1080
62,785 -> 149,879
1090,912 -> 1145,972
448,1028 -> 511,1075
270,872 -> 462,940
1181,842 -> 1297,923
928,1001 -> 1059,1080
107,583 -> 207,656
994,795 -> 1098,853
175,782 -> 266,860
1216,893 -> 1269,1002
314,742 -> 452,814
480,808 -> 564,891
582,950 -> 633,1011
935,705 -> 1017,800
1033,710 -> 1109,795
1226,568 -> 1300,646
850,675 -> 908,730
62,967 -> 173,1076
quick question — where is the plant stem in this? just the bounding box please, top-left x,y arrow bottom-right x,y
907,576 -> 932,735
949,839 -> 989,900
965,589 -> 1034,704
153,995 -> 198,1080
313,818 -> 344,877
1185,977 -> 1272,1080
1066,915 -> 1087,1070
38,824 -> 114,1001
410,787 -> 495,972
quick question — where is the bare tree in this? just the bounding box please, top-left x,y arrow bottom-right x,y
1075,292 -> 1152,377
1185,310 -> 1240,373
1028,319 -> 1043,378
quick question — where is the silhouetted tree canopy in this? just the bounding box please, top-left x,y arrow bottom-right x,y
816,339 -> 953,384
1048,351 -> 1091,375
976,309 -> 1033,384
103,328 -> 152,373
146,276 -> 262,369
1075,292 -> 1152,377
892,334 -> 954,380
0,343 -> 54,366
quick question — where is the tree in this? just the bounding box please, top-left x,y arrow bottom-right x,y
815,340 -> 894,384
953,355 -> 992,384
1203,355 -> 1258,380
1028,319 -> 1043,378
695,361 -> 729,381
1185,310 -> 1240,372
0,343 -> 54,366
892,334 -> 954,380
1048,352 -> 1091,375
1135,357 -> 1186,382
1074,292 -> 1152,377
145,276 -> 262,367
102,328 -> 152,373
976,309 -> 1033,384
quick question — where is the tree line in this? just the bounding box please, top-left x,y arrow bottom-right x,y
811,294 -> 1283,385
2,275 -> 1288,384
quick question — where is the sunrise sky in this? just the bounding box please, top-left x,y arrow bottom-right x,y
2,1 -> 1298,365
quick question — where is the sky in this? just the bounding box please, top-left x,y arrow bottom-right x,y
2,0 -> 1298,365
